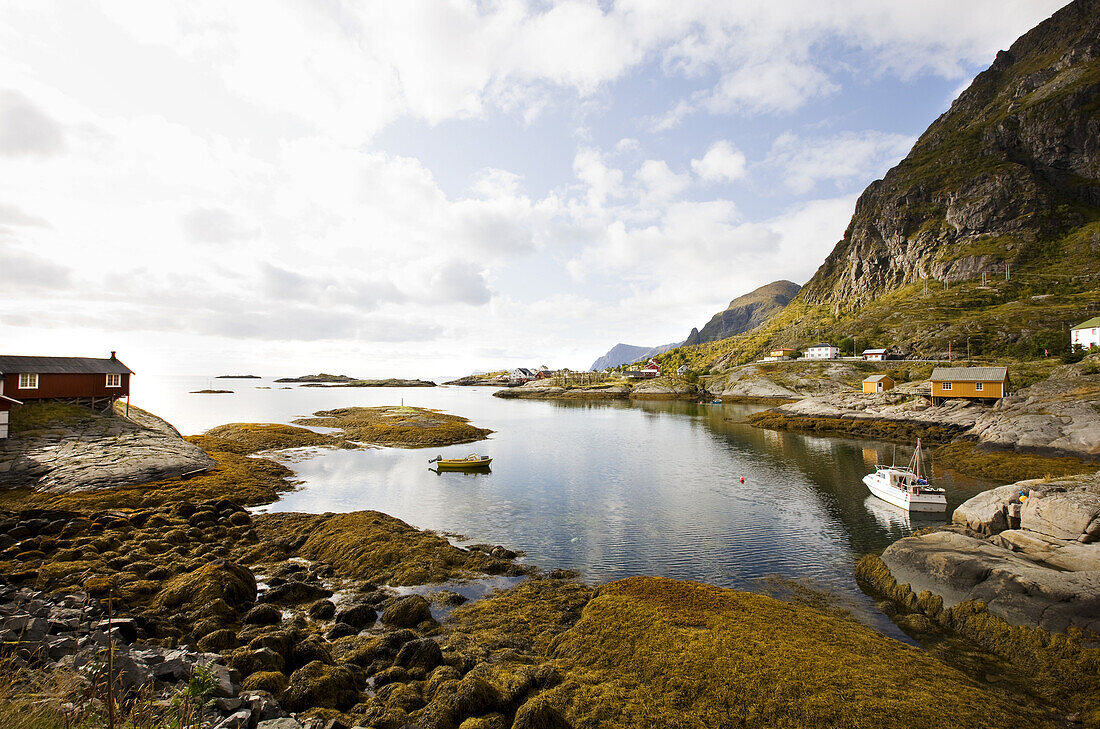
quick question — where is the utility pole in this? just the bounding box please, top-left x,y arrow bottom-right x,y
967,337 -> 971,362
948,341 -> 952,361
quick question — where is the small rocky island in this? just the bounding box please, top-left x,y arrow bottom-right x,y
276,374 -> 436,387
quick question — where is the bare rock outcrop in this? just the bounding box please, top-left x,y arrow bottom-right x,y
884,472 -> 1100,633
970,361 -> 1100,459
0,405 -> 213,493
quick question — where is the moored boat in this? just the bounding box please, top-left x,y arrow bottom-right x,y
429,453 -> 492,469
862,439 -> 946,512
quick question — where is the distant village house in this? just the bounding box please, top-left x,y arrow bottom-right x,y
862,374 -> 895,394
509,367 -> 536,384
762,348 -> 794,362
804,343 -> 839,360
677,365 -> 689,376
929,366 -> 1008,405
0,353 -> 133,438
1071,317 -> 1100,350
861,348 -> 888,361
624,359 -> 661,379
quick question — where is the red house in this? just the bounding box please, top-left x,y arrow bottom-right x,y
0,353 -> 134,415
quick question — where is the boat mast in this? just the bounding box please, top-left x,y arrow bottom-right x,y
910,438 -> 923,480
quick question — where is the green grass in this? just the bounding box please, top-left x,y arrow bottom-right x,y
8,402 -> 97,435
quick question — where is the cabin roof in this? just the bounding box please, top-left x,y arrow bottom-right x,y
1071,316 -> 1100,330
930,366 -> 1008,382
807,343 -> 835,348
0,355 -> 134,376
862,348 -> 887,354
863,374 -> 893,382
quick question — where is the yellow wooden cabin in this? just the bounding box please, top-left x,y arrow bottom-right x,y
862,374 -> 895,394
929,366 -> 1008,404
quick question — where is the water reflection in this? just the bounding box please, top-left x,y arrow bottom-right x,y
137,376 -> 996,638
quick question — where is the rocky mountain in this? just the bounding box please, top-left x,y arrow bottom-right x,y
801,0 -> 1100,311
683,280 -> 801,346
589,342 -> 678,371
659,0 -> 1100,370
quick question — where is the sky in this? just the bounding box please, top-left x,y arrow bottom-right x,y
0,0 -> 1071,378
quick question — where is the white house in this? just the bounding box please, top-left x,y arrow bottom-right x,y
510,367 -> 535,383
804,343 -> 839,360
1071,317 -> 1100,350
677,365 -> 689,376
862,348 -> 888,361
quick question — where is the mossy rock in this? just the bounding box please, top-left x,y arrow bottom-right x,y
241,670 -> 289,695
282,660 -> 359,712
512,698 -> 570,729
458,714 -> 511,729
381,595 -> 432,628
151,559 -> 256,613
196,629 -> 238,652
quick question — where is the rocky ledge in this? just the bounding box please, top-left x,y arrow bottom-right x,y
865,471 -> 1100,634
0,403 -> 214,494
493,377 -> 701,401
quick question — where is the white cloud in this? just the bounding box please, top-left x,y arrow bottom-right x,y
768,131 -> 916,193
573,148 -> 624,208
181,207 -> 259,245
0,90 -> 65,157
634,160 -> 690,204
691,141 -> 748,183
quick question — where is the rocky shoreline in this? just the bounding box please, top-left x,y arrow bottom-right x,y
492,376 -> 702,401
3,400 -> 1099,726
743,358 -> 1100,480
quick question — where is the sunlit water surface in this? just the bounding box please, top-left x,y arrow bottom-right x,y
135,375 -> 995,639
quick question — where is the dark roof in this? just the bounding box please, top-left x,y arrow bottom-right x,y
0,355 -> 134,375
930,366 -> 1007,382
808,343 -> 835,349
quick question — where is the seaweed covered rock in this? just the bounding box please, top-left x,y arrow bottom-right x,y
282,660 -> 358,712
445,576 -> 1051,729
381,595 -> 432,628
151,559 -> 256,613
394,637 -> 443,673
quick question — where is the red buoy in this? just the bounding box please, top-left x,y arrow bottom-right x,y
739,476 -> 745,484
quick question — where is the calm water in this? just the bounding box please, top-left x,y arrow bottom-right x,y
134,375 -> 995,637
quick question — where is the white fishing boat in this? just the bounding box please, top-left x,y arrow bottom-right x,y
862,438 -> 946,512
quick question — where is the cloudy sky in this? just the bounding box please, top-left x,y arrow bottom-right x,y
0,1 -> 1069,378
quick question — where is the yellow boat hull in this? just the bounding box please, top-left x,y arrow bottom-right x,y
434,456 -> 492,469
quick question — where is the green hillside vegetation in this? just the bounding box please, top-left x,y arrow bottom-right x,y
653,1 -> 1100,374
656,261 -> 1100,373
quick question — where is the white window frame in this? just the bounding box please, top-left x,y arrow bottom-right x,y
18,373 -> 38,389
941,382 -> 952,391
975,382 -> 983,392
106,373 -> 122,388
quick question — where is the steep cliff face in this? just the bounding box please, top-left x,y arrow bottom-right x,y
683,281 -> 801,346
589,342 -> 678,371
800,0 -> 1100,311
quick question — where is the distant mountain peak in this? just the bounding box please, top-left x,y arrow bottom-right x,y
589,342 -> 678,371
683,280 -> 801,346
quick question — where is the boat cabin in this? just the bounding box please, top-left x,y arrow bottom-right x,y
881,467 -> 930,494
929,366 -> 1008,405
862,374 -> 895,394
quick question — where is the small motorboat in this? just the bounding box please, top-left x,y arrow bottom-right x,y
429,454 -> 492,469
863,438 -> 946,512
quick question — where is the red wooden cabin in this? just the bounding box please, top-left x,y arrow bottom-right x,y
0,352 -> 133,409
